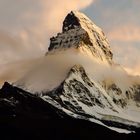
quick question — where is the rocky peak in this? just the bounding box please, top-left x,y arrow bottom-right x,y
67,64 -> 88,77
48,11 -> 113,63
0,82 -> 14,97
63,11 -> 101,33
66,64 -> 94,87
62,11 -> 81,32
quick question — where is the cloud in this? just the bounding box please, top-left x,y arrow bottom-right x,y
108,24 -> 140,42
15,49 -> 133,92
0,0 -> 94,64
0,30 -> 44,64
125,66 -> 140,76
111,43 -> 140,76
106,24 -> 140,75
0,58 -> 39,86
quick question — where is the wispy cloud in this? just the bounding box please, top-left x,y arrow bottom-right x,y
107,24 -> 140,75
111,43 -> 140,76
108,24 -> 140,42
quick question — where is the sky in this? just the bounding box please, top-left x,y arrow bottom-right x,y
0,0 -> 140,75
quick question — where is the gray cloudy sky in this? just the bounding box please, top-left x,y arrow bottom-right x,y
0,0 -> 140,75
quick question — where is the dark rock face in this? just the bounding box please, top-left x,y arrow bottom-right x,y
133,85 -> 140,102
106,83 -> 127,108
0,82 -> 140,140
0,82 -> 61,118
102,80 -> 140,108
62,11 -> 81,32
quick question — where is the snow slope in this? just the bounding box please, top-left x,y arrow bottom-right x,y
41,65 -> 140,133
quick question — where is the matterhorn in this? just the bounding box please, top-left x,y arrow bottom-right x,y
0,11 -> 140,140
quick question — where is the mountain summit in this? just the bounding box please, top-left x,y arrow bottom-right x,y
48,11 -> 113,63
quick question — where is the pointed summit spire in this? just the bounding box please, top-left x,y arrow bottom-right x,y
48,11 -> 113,63
62,11 -> 81,32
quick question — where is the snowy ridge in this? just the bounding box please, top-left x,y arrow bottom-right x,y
41,65 -> 140,133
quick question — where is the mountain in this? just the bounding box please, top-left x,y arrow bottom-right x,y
48,11 -> 113,63
0,11 -> 140,140
0,82 -> 139,140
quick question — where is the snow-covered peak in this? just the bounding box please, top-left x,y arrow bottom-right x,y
41,64 -> 140,133
63,11 -> 102,33
48,11 -> 113,63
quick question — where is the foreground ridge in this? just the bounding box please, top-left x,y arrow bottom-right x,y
0,81 -> 140,140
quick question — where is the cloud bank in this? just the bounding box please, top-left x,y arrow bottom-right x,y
15,49 -> 133,93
